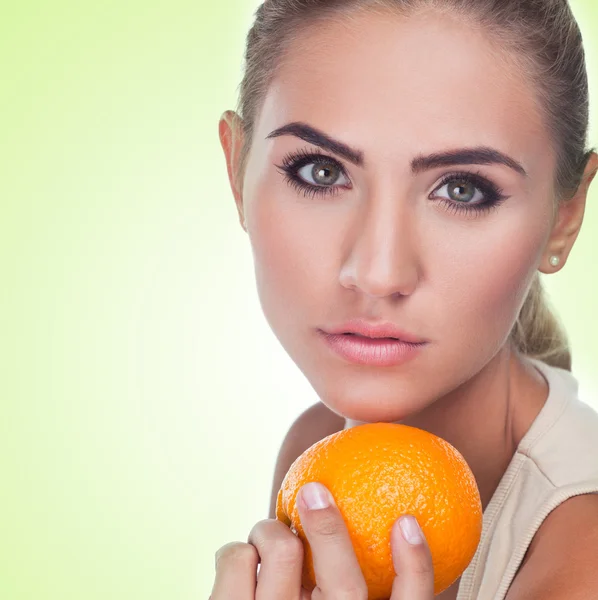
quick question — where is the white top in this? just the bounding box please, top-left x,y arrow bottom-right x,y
457,357 -> 598,599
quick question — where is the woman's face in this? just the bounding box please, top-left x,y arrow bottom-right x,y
234,9 -> 558,422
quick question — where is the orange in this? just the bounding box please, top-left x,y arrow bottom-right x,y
276,422 -> 482,599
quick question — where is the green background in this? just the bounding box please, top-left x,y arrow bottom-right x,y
1,1 -> 597,598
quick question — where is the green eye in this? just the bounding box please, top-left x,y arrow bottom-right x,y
443,179 -> 480,204
430,171 -> 508,216
277,149 -> 351,199
298,161 -> 348,187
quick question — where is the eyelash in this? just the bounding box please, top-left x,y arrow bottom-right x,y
275,148 -> 509,217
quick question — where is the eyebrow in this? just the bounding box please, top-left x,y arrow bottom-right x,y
266,121 -> 528,177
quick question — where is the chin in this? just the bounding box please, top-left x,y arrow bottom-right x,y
316,381 -> 431,424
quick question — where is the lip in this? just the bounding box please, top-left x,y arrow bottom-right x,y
319,331 -> 427,366
323,318 -> 428,344
318,319 -> 429,367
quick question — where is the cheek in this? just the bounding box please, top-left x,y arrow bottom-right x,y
247,184 -> 335,328
433,211 -> 549,348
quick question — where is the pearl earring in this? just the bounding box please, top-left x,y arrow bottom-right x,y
549,255 -> 560,267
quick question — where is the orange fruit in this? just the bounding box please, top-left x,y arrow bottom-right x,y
276,422 -> 482,599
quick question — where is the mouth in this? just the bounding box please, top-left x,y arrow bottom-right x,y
323,320 -> 428,345
341,332 -> 402,341
318,330 -> 428,367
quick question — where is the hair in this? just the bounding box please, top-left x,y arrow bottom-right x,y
232,0 -> 597,371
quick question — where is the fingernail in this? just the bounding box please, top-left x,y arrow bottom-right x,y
399,515 -> 424,545
300,482 -> 331,510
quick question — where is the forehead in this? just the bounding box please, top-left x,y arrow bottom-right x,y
255,8 -> 553,175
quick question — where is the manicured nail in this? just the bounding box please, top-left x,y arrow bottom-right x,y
300,482 -> 331,510
399,515 -> 424,545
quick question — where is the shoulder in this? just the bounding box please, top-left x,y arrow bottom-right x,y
506,493 -> 598,599
284,401 -> 346,447
268,402 -> 345,518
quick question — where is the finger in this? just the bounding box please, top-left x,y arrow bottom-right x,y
389,515 -> 435,599
297,482 -> 368,598
211,541 -> 258,600
247,519 -> 304,600
300,588 -> 311,600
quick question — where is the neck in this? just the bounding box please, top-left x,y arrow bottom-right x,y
346,346 -> 549,510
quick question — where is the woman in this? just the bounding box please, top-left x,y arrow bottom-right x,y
213,0 -> 598,598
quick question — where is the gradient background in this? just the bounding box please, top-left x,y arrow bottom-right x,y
1,1 -> 597,598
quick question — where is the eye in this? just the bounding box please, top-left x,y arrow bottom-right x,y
434,177 -> 485,204
297,161 -> 350,187
430,171 -> 509,216
275,148 -> 351,199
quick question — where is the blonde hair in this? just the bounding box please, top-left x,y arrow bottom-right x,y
511,274 -> 571,370
234,0 -> 597,371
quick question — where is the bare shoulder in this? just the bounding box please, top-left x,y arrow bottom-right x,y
506,493 -> 598,599
267,402 -> 345,518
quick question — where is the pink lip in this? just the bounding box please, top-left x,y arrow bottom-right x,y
319,331 -> 426,366
318,319 -> 428,367
324,318 -> 428,344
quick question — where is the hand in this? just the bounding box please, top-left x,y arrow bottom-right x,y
210,481 -> 435,599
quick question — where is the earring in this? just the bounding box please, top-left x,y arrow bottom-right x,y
549,255 -> 560,267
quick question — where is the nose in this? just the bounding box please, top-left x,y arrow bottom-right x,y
339,193 -> 420,298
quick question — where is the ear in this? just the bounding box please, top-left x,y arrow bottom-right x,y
219,110 -> 247,233
539,151 -> 598,273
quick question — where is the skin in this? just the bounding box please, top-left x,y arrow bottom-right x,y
215,7 -> 598,600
